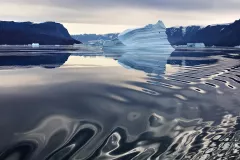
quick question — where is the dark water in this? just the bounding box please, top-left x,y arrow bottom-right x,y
0,47 -> 240,160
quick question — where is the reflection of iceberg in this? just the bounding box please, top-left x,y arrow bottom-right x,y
103,46 -> 173,75
167,50 -> 219,66
103,20 -> 174,51
103,49 -> 223,76
118,50 -> 172,74
165,50 -> 221,75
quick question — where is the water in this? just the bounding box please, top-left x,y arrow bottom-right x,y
0,47 -> 239,160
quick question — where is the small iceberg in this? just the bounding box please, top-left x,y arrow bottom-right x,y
187,43 -> 205,48
32,43 -> 40,48
87,40 -> 105,46
103,38 -> 124,47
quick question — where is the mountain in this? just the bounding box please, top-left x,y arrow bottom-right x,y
72,33 -> 118,43
166,26 -> 203,45
71,19 -> 240,47
167,19 -> 240,47
0,21 -> 81,45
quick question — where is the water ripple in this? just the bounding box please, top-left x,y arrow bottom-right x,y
0,48 -> 240,159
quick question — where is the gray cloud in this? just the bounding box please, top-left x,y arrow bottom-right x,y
4,0 -> 240,11
0,0 -> 239,26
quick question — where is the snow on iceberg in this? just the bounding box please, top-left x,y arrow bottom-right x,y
103,20 -> 174,51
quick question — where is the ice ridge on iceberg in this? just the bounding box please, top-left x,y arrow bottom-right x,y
103,20 -> 174,50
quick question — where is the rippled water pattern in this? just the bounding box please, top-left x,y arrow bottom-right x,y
0,47 -> 239,160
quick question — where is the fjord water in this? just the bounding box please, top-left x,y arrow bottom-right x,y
0,47 -> 239,160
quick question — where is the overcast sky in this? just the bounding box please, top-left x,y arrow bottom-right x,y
0,0 -> 239,34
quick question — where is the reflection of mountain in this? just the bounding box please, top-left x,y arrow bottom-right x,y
167,50 -> 219,66
0,53 -> 70,69
103,48 -> 237,76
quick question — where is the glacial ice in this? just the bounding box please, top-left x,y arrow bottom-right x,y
118,20 -> 171,47
103,20 -> 174,51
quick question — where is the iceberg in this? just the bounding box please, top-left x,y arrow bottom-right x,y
118,20 -> 170,47
32,43 -> 40,48
187,43 -> 205,48
103,20 -> 174,51
102,20 -> 175,74
87,40 -> 105,46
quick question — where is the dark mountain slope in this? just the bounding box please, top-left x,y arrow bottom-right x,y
0,21 -> 81,45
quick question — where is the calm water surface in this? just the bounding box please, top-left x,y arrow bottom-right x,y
0,47 -> 239,160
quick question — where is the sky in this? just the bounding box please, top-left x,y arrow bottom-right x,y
0,0 -> 239,34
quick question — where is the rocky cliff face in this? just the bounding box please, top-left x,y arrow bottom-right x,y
0,21 -> 81,45
193,19 -> 240,47
166,19 -> 240,47
166,26 -> 203,45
